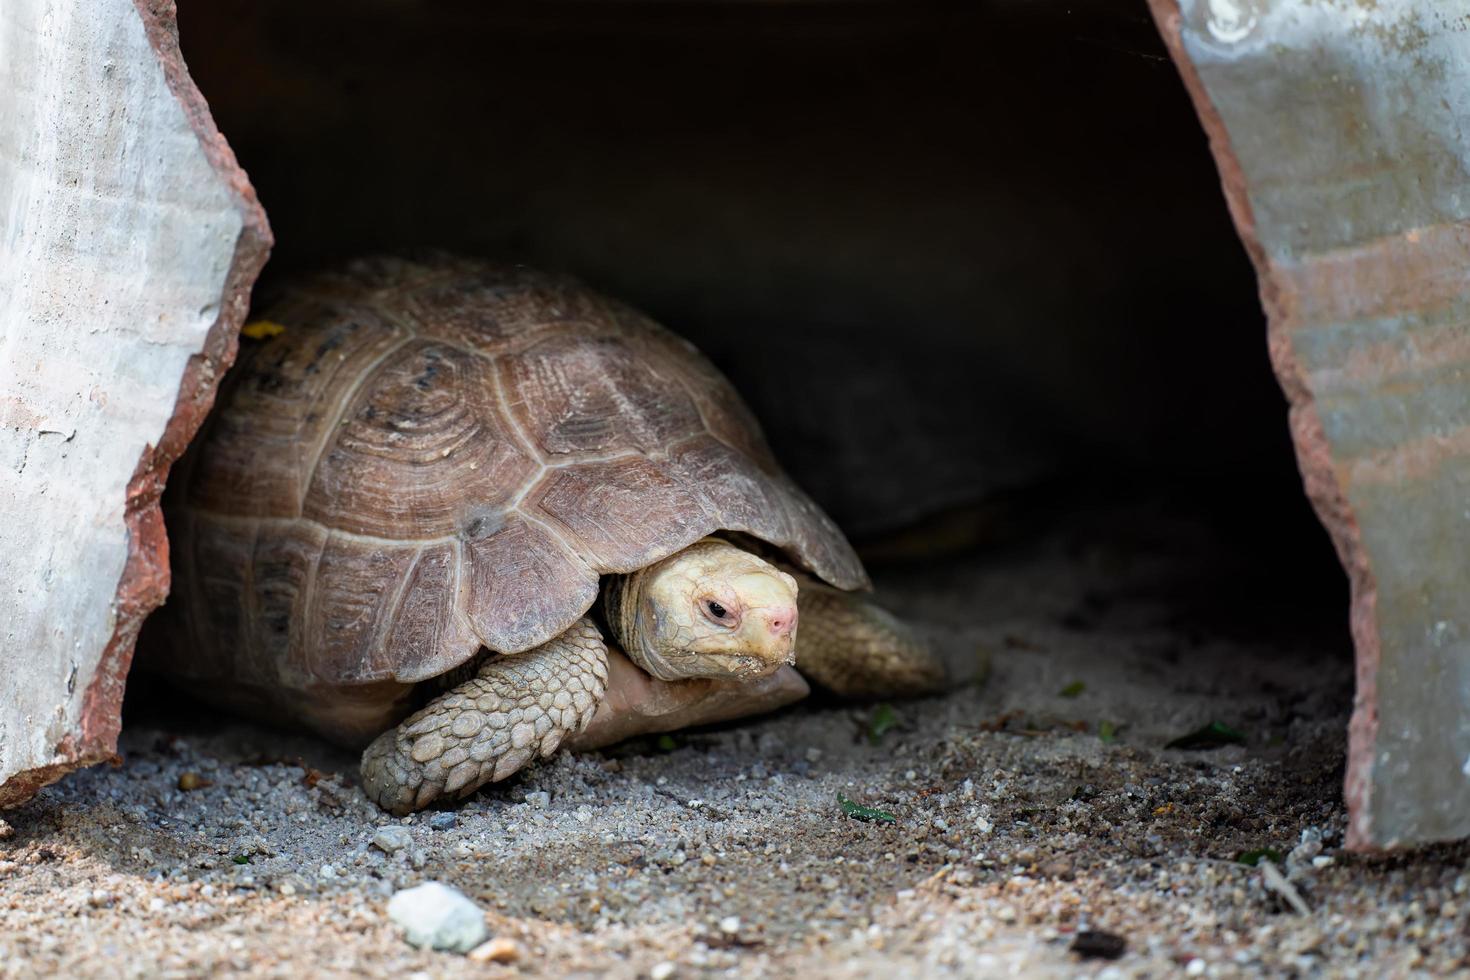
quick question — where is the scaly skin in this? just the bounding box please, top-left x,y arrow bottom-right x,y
360,618 -> 608,815
791,577 -> 948,699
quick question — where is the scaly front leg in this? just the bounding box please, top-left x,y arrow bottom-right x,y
360,618 -> 608,815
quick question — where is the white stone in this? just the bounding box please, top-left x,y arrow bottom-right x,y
387,882 -> 489,954
372,826 -> 413,853
650,963 -> 677,980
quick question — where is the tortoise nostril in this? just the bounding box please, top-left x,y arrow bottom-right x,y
766,607 -> 798,638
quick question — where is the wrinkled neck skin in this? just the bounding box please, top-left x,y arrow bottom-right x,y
603,538 -> 799,682
602,570 -> 659,673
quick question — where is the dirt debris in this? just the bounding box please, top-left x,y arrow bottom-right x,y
1,512 -> 1462,977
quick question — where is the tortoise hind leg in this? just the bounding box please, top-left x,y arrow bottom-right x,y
795,580 -> 948,699
360,618 -> 608,815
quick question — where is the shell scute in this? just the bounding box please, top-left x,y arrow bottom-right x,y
395,264 -> 607,355
188,298 -> 408,517
303,340 -> 539,539
461,513 -> 600,656
526,456 -> 711,572
302,535 -> 421,683
498,331 -> 706,459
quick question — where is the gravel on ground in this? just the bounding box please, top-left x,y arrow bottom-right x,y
2,505 -> 1461,978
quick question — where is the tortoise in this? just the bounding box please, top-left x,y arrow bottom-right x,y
148,255 -> 946,814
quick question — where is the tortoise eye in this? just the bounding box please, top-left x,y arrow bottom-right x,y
701,599 -> 736,626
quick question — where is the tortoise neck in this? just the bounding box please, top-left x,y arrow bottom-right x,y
601,567 -> 649,665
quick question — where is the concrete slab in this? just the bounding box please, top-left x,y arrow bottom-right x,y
1150,0 -> 1470,849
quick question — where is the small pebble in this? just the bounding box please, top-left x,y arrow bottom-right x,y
525,791 -> 551,808
719,915 -> 741,935
468,937 -> 521,964
1042,858 -> 1074,881
428,812 -> 458,831
372,826 -> 413,854
650,962 -> 677,980
1070,930 -> 1127,960
0,818 -> 13,840
177,772 -> 209,792
387,881 -> 489,953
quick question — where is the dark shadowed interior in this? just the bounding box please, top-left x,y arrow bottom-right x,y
164,0 -> 1348,667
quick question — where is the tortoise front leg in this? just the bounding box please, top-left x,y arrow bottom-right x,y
794,579 -> 948,699
360,618 -> 608,815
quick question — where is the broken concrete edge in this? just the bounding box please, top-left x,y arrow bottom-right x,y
0,0 -> 272,808
1144,1 -> 1385,852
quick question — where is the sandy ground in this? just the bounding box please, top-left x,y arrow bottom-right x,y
3,505 -> 1466,978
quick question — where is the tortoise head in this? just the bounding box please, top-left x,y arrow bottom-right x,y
607,539 -> 799,682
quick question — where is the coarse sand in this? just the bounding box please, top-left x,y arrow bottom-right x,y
3,506 -> 1465,978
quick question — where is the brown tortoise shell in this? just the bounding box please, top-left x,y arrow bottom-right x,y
160,256 -> 867,695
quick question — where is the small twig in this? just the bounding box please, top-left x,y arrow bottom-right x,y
1259,859 -> 1311,915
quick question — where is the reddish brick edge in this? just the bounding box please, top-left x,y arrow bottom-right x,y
0,0 -> 272,807
1144,1 -> 1382,850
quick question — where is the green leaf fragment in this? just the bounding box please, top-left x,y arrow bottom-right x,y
868,704 -> 899,744
1166,721 -> 1247,750
1236,847 -> 1284,867
837,792 -> 897,824
1058,681 -> 1086,698
655,734 -> 678,752
1099,720 -> 1118,744
233,854 -> 251,865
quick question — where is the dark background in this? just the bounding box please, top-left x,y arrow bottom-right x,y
173,0 -> 1346,626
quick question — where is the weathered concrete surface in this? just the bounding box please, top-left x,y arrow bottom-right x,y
0,0 -> 269,805
1150,0 -> 1470,849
